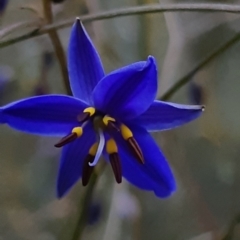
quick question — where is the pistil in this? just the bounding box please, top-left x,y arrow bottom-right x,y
88,129 -> 105,167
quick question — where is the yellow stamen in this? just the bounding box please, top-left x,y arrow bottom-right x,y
102,115 -> 116,126
120,124 -> 133,140
106,138 -> 118,154
83,107 -> 95,116
89,143 -> 99,156
72,127 -> 83,137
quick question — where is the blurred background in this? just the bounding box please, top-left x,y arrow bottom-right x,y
0,0 -> 240,239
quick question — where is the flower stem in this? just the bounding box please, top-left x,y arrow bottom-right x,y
160,31 -> 240,101
222,213 -> 240,240
71,174 -> 98,240
2,3 -> 240,48
71,162 -> 106,240
42,0 -> 71,95
0,20 -> 41,39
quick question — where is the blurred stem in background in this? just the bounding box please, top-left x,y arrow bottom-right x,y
138,0 -> 153,59
160,30 -> 240,101
2,4 -> 240,49
71,172 -> 98,240
42,0 -> 71,95
222,213 -> 240,240
1,4 -> 240,100
71,162 -> 106,240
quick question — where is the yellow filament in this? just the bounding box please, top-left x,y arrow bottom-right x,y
83,107 -> 95,116
72,127 -> 83,137
106,138 -> 118,154
120,124 -> 133,140
89,143 -> 98,156
102,115 -> 116,126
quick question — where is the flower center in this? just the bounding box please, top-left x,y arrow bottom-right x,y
54,107 -> 144,186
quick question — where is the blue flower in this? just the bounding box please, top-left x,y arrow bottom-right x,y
0,19 -> 204,198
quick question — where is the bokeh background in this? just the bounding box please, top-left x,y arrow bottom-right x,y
0,0 -> 240,239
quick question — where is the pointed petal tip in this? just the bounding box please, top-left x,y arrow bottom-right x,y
185,104 -> 205,113
56,177 -> 69,199
56,188 -> 65,199
147,55 -> 156,63
75,17 -> 83,28
154,181 -> 177,198
135,101 -> 205,132
73,17 -> 83,31
154,190 -> 173,198
56,178 -> 74,199
143,55 -> 157,70
57,194 -> 62,199
187,104 -> 205,111
68,15 -> 104,103
147,55 -> 157,69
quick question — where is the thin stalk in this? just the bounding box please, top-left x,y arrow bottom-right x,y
42,0 -> 71,95
222,213 -> 240,240
160,31 -> 240,101
71,173 -> 98,240
1,3 -> 240,48
0,20 -> 41,39
71,162 -> 106,240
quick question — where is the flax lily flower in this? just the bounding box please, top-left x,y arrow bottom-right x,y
0,19 -> 204,198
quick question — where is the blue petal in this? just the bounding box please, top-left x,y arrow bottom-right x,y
57,122 -> 96,198
0,95 -> 88,136
133,100 -> 204,131
115,125 -> 176,197
68,19 -> 105,104
93,56 -> 157,120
